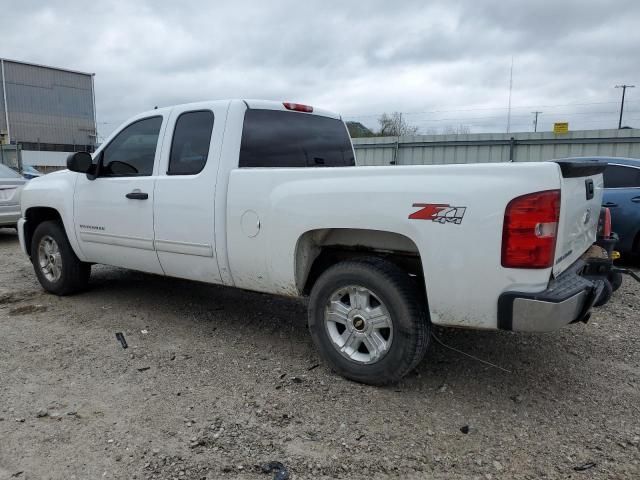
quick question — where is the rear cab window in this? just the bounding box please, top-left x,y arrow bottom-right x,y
239,109 -> 355,168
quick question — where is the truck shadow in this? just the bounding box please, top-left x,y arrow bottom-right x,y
0,228 -> 19,244
83,265 -> 614,402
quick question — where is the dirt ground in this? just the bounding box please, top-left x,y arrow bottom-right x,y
1,228 -> 639,480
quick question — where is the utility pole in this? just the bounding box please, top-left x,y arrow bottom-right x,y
1,59 -> 11,144
531,111 -> 542,132
615,84 -> 635,129
391,112 -> 403,165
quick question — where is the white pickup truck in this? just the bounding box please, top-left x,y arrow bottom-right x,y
19,99 -> 613,384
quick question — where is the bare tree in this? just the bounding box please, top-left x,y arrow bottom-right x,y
442,124 -> 472,135
345,121 -> 375,138
377,112 -> 419,136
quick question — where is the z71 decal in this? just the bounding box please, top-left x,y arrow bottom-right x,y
409,203 -> 467,224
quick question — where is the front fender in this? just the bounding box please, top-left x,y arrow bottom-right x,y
20,171 -> 86,261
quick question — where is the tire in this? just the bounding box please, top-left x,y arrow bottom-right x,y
608,271 -> 623,292
30,220 -> 91,295
308,257 -> 430,385
593,278 -> 613,308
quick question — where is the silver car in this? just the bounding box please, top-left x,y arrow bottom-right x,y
0,163 -> 26,228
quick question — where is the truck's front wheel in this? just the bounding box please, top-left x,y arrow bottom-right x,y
31,220 -> 91,295
308,258 -> 430,385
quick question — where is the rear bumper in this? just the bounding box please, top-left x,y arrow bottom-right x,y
498,259 -> 606,332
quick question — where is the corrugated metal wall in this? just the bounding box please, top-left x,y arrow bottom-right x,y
0,59 -> 95,146
353,129 -> 640,166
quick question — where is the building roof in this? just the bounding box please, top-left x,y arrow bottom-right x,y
0,57 -> 94,77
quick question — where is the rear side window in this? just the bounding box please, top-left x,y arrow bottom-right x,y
239,109 -> 355,168
168,110 -> 214,175
603,165 -> 640,188
101,116 -> 162,176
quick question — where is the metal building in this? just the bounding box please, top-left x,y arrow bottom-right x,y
0,58 -> 96,169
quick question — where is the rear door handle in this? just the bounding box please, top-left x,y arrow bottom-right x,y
631,196 -> 640,203
126,190 -> 148,200
603,202 -> 618,208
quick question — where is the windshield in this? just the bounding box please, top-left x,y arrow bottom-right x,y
0,163 -> 22,179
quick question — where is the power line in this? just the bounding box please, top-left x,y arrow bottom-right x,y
350,112 -> 640,135
347,110 -> 639,124
343,99 -> 640,118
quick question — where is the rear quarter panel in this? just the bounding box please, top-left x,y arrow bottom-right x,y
226,162 -> 563,330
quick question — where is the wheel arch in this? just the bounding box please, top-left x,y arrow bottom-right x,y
24,207 -> 64,257
294,228 -> 426,296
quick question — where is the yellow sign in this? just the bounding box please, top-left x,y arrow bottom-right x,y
553,122 -> 569,134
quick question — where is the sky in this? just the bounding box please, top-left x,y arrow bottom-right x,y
2,0 -> 639,139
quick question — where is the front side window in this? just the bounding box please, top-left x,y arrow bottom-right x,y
100,116 -> 163,176
168,111 -> 214,175
603,165 -> 640,188
239,109 -> 355,168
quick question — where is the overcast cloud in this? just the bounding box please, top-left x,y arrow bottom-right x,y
2,0 -> 639,138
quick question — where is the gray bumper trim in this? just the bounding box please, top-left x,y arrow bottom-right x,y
511,291 -> 589,332
498,259 -> 601,332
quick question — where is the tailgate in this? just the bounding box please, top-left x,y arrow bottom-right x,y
552,159 -> 606,276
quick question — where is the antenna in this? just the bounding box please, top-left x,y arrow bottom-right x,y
506,56 -> 514,133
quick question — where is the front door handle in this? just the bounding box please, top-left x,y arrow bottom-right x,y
603,202 -> 618,208
631,196 -> 640,203
126,190 -> 148,200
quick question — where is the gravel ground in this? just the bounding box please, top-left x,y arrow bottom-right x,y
1,227 -> 639,479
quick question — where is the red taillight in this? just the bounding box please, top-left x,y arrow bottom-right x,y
599,207 -> 612,238
502,190 -> 561,269
283,102 -> 313,113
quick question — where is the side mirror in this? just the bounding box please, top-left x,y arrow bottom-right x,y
66,152 -> 93,173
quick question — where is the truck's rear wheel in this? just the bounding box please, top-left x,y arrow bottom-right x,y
31,220 -> 90,295
308,257 -> 430,385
